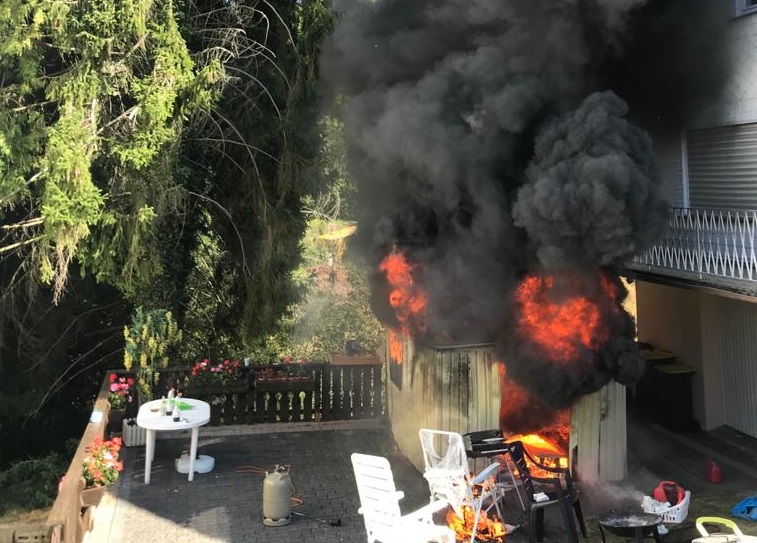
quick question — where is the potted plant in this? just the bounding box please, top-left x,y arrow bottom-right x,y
185,359 -> 248,395
81,436 -> 123,507
255,357 -> 315,392
123,307 -> 182,402
108,373 -> 135,431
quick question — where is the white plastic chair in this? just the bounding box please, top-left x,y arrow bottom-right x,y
419,429 -> 505,543
351,453 -> 455,543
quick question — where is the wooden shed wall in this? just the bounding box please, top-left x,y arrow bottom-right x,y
569,381 -> 627,482
385,338 -> 501,473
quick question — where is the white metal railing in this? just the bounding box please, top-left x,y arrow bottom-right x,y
630,207 -> 757,282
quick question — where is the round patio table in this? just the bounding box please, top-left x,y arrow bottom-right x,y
136,398 -> 211,484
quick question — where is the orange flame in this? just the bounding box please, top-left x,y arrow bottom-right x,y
388,329 -> 404,364
498,363 -> 571,475
379,248 -> 427,336
446,505 -> 506,542
515,274 -> 610,361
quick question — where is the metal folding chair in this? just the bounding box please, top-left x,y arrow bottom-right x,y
419,429 -> 506,543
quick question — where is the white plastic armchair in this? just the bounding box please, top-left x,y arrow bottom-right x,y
419,429 -> 505,543
351,453 -> 455,543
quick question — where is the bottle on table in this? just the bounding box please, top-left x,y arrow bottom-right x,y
159,396 -> 167,416
166,388 -> 175,416
173,392 -> 182,422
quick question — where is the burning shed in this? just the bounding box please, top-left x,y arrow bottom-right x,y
320,0 -> 727,486
385,333 -> 628,483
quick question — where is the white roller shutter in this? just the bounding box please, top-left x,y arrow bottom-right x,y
686,122 -> 757,209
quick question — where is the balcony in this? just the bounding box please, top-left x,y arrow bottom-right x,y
628,207 -> 757,296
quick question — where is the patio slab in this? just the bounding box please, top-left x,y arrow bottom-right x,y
87,420 -> 444,543
84,417 -> 757,543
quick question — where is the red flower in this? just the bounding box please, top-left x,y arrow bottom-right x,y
109,373 -> 117,383
83,437 -> 123,487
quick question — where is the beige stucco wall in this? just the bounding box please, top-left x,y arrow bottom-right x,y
635,281 -> 729,430
635,281 -> 706,427
698,294 -> 727,429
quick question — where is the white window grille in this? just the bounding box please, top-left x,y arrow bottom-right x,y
630,207 -> 757,283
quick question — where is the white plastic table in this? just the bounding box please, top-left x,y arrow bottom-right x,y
136,398 -> 211,484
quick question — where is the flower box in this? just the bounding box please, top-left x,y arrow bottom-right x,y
330,353 -> 380,366
80,485 -> 106,508
185,378 -> 249,397
255,376 -> 315,392
184,359 -> 247,396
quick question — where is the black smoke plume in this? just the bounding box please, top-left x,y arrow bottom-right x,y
321,0 -> 730,413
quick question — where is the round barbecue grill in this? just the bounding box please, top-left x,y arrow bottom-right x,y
597,511 -> 663,543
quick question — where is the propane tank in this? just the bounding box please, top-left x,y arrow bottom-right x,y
263,465 -> 292,526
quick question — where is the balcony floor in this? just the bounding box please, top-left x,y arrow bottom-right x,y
85,417 -> 757,543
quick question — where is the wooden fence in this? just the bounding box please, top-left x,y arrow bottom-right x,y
154,361 -> 385,425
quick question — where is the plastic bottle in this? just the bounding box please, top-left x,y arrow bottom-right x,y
173,392 -> 182,422
166,388 -> 175,416
159,396 -> 167,416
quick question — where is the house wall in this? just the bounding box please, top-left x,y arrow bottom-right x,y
709,296 -> 757,435
633,9 -> 757,438
634,281 -> 709,425
650,9 -> 757,201
634,280 -> 757,433
693,9 -> 757,129
649,130 -> 685,207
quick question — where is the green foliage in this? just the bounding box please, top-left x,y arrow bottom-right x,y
180,211 -> 241,358
123,306 -> 182,400
172,0 -> 337,349
0,449 -> 71,515
250,213 -> 383,362
0,0 -> 220,300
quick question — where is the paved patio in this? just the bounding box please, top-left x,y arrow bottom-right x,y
85,417 -> 757,543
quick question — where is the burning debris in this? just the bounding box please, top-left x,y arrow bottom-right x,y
322,0 -> 730,426
446,506 -> 507,543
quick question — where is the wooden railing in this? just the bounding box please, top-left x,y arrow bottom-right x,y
155,361 -> 385,425
46,374 -> 113,543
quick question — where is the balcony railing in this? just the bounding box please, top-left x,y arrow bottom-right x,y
629,207 -> 757,284
46,373 -> 112,543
